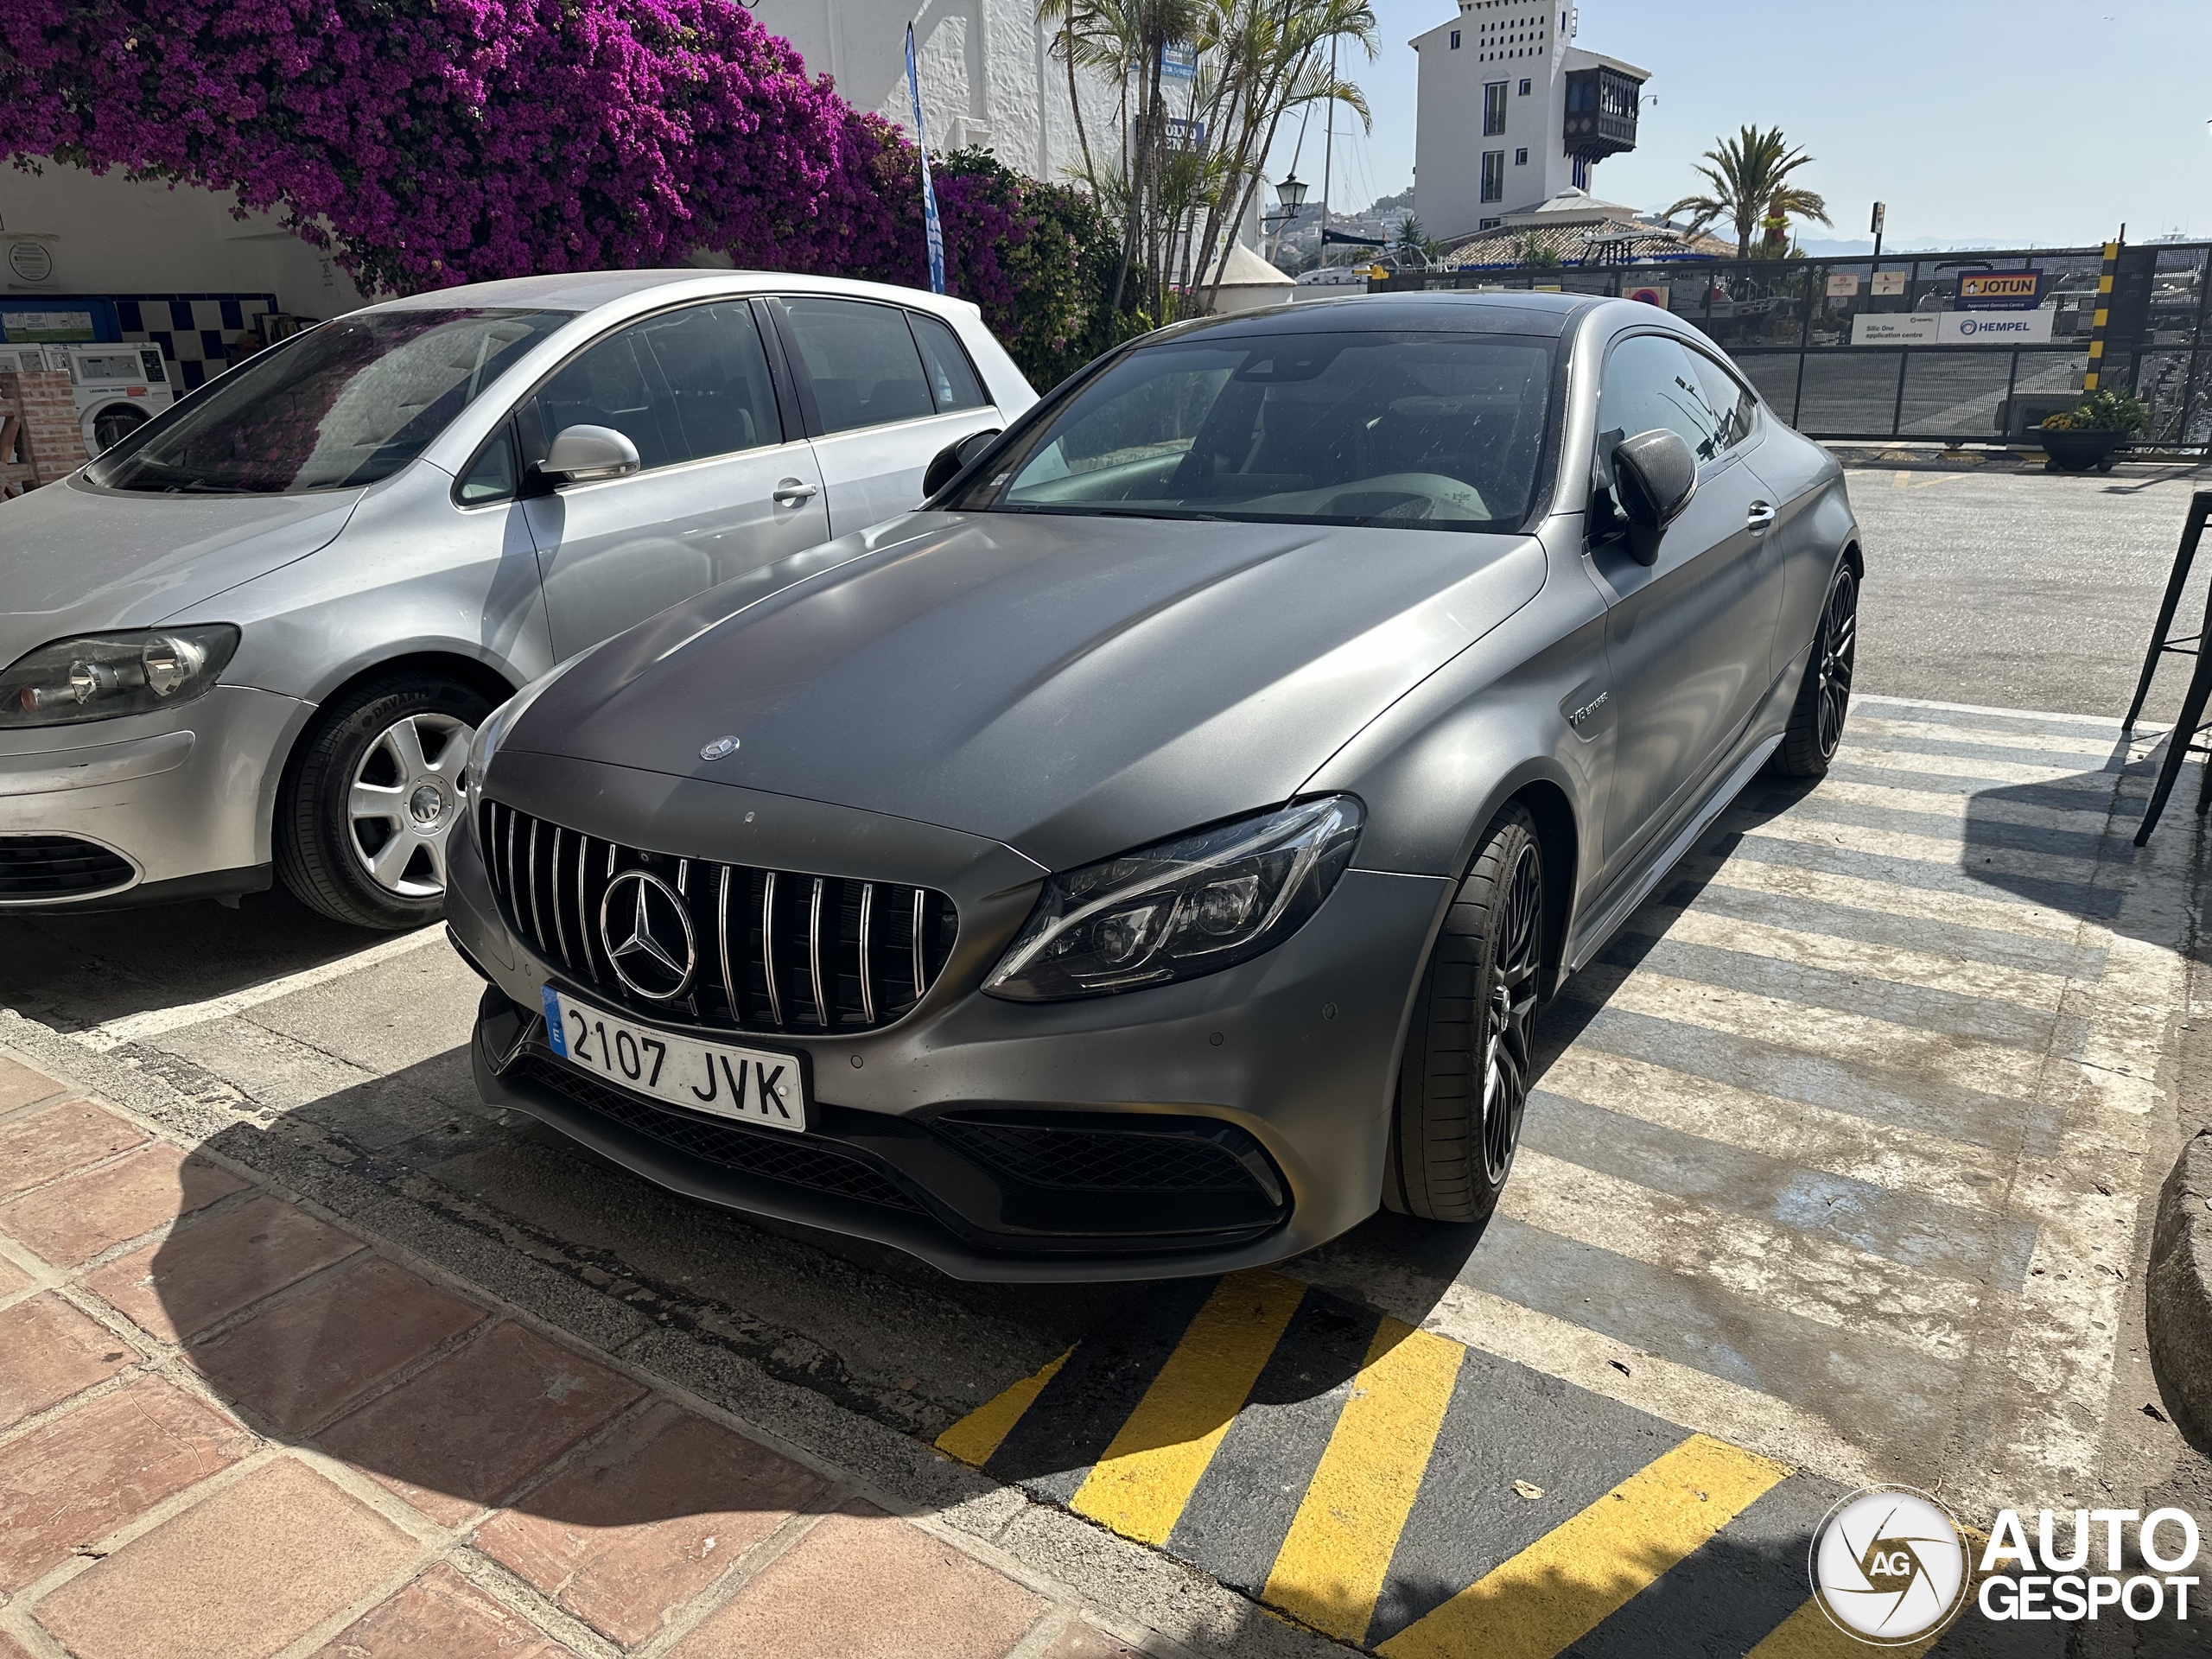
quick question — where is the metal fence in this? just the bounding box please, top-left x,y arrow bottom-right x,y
1375,242 -> 2212,452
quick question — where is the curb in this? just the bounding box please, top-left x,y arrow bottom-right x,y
2147,1128 -> 2212,1449
0,1010 -> 1348,1659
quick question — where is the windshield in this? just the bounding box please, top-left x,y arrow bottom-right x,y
87,308 -> 571,494
954,330 -> 1555,531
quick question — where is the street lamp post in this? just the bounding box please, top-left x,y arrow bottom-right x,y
1262,172 -> 1307,263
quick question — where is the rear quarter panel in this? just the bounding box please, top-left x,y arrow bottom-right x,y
1745,426 -> 1858,682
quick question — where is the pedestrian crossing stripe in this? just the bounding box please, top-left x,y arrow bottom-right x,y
936,695 -> 2177,1654
938,1267 -> 1821,1656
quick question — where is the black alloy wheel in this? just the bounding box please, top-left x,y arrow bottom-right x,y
1386,803 -> 1546,1224
1773,561 -> 1859,779
1479,837 -> 1544,1185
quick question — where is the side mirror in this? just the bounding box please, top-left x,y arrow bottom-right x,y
922,427 -> 1003,499
1611,428 -> 1698,565
543,423 -> 641,484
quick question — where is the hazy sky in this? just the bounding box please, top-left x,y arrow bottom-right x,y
1272,0 -> 2212,247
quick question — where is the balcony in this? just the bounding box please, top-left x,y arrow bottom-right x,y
1562,67 -> 1642,159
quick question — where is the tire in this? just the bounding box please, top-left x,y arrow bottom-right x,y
276,675 -> 492,930
1770,560 -> 1859,780
1384,803 -> 1546,1224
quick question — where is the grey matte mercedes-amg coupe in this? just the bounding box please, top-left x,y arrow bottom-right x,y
447,290 -> 1861,1281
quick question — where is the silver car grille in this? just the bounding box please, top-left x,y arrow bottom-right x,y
477,800 -> 957,1034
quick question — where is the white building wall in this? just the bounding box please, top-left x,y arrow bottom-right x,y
1414,2 -> 1608,242
749,0 -> 1119,184
0,165 -> 364,319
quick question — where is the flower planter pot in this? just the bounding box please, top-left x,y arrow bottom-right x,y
2041,428 -> 2132,473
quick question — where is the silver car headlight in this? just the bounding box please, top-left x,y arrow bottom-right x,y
984,796 -> 1363,1001
0,626 -> 240,728
465,656 -> 580,801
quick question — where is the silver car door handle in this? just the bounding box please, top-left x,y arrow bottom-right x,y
1745,500 -> 1777,534
772,479 -> 818,506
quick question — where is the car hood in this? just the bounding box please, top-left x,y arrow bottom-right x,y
513,511 -> 1546,871
0,479 -> 362,663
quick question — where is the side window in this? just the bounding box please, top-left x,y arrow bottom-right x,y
629,302 -> 781,460
535,325 -> 680,470
779,297 -> 936,433
1596,334 -> 1729,469
909,312 -> 988,413
1687,348 -> 1758,451
455,420 -> 518,505
533,302 -> 780,474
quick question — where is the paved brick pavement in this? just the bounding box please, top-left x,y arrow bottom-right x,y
0,1053 -> 1160,1659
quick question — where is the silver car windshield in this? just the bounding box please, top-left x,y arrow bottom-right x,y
87,308 -> 571,494
960,331 -> 1555,531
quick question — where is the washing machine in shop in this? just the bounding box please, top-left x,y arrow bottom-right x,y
63,344 -> 175,454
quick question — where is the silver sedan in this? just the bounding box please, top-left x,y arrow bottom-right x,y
0,271 -> 1030,926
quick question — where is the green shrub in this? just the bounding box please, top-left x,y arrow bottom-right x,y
2043,390 -> 2149,434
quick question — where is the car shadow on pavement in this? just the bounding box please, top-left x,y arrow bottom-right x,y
0,885 -> 391,1035
145,1042 -> 1155,1532
1322,776 -> 1822,1303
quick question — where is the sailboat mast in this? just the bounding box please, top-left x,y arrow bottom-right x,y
1320,36 -> 1334,264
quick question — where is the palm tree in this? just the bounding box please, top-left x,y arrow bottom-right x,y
1036,0 -> 1373,321
1666,125 -> 1830,260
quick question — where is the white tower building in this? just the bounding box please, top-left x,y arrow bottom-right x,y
1409,3 -> 1649,242
750,0 -> 1117,183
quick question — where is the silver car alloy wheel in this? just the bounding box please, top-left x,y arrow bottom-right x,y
346,712 -> 475,898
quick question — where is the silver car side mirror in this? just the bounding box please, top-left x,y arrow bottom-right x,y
1611,428 -> 1698,566
543,423 -> 641,483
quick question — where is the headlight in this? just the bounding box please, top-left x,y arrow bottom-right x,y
465,656 -> 578,800
984,797 -> 1363,1001
0,626 -> 241,728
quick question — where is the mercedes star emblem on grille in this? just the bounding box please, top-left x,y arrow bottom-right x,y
699,734 -> 740,761
598,870 -> 697,1000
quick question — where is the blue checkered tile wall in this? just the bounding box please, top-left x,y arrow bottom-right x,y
111,292 -> 278,391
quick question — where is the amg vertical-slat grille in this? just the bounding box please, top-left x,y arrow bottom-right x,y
478,800 -> 957,1036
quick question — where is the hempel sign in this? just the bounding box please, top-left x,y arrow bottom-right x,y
1850,309 -> 2055,346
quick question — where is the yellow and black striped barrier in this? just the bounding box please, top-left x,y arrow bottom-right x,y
2082,239 -> 2120,394
939,1268 -> 1948,1656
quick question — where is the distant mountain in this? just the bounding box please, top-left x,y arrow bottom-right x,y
1796,237 -> 2012,257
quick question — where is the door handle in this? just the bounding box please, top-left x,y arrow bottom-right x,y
772,478 -> 818,507
1745,500 -> 1777,534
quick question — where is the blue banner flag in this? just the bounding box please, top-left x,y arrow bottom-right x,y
905,24 -> 946,296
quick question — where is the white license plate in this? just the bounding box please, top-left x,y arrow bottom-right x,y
541,987 -> 807,1134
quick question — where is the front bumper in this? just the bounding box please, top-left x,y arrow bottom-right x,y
0,685 -> 307,907
449,759 -> 1451,1281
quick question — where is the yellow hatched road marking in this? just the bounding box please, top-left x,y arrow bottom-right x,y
935,1347 -> 1070,1468
1744,1597 -> 1946,1658
1068,1269 -> 1306,1546
1376,1433 -> 1792,1659
1262,1317 -> 1465,1644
